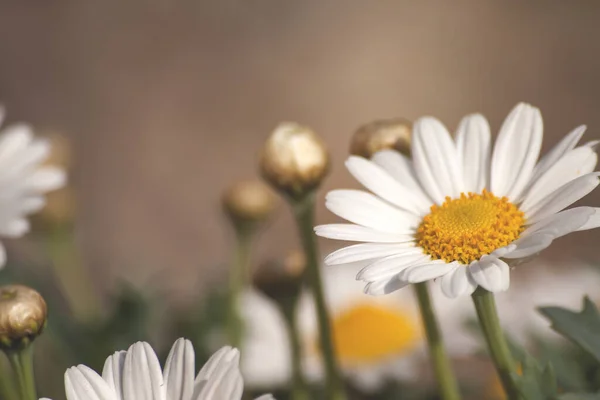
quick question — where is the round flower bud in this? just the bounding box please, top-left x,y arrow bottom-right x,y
254,250 -> 306,304
222,180 -> 277,228
0,285 -> 47,351
350,118 -> 412,158
260,123 -> 330,199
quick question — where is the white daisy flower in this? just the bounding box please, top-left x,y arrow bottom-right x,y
241,264 -> 476,392
0,108 -> 66,266
316,103 -> 600,298
40,338 -> 274,400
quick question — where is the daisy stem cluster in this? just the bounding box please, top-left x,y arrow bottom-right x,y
413,282 -> 461,400
471,288 -> 520,399
228,227 -> 253,350
6,346 -> 37,400
292,194 -> 345,400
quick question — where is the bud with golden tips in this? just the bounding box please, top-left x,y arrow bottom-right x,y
222,180 -> 277,229
260,122 -> 330,199
254,250 -> 306,304
0,285 -> 47,350
350,118 -> 412,158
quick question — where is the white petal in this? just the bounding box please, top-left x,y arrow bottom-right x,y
24,167 -> 67,193
530,125 -> 586,182
324,243 -> 418,266
371,149 -> 433,205
195,346 -> 239,383
163,338 -> 195,400
520,146 -> 597,211
102,351 -> 126,400
399,260 -> 455,283
194,347 -> 242,400
577,207 -> 600,231
412,117 -> 464,203
521,207 -> 595,240
315,224 -> 415,243
491,103 -> 543,200
123,342 -> 164,400
0,242 -> 6,268
524,172 -> 600,224
345,156 -> 426,215
440,266 -> 478,298
468,256 -> 510,292
254,395 -> 276,400
65,365 -> 116,400
325,190 -> 419,234
363,276 -> 411,296
0,124 -> 34,162
357,252 -> 431,281
455,113 -> 491,193
502,233 -> 554,259
0,218 -> 29,237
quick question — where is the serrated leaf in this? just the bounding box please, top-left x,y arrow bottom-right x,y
539,297 -> 600,364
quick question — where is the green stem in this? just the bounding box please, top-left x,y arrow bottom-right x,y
471,288 -> 520,400
7,347 -> 36,400
413,282 -> 461,400
280,298 -> 309,400
0,358 -> 17,400
227,228 -> 253,349
47,226 -> 101,321
292,194 -> 345,400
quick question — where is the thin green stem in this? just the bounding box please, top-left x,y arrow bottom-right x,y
413,282 -> 461,400
0,357 -> 17,400
471,288 -> 521,400
292,194 -> 345,400
280,298 -> 309,400
227,228 -> 253,349
7,346 -> 36,400
47,226 -> 101,321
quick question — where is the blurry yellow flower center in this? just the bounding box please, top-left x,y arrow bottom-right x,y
330,303 -> 420,367
416,190 -> 525,265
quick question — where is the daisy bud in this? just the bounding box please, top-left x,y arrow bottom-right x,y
260,122 -> 330,199
0,285 -> 47,351
350,118 -> 412,158
254,250 -> 306,304
222,180 -> 277,228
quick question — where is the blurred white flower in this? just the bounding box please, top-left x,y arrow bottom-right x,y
316,102 -> 600,298
494,261 -> 600,345
241,264 -> 476,392
0,108 -> 66,266
40,338 -> 274,400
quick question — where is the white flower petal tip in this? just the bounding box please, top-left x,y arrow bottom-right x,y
491,103 -> 543,200
468,257 -> 510,292
440,266 -> 478,298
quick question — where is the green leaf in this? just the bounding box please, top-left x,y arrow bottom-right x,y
539,297 -> 600,364
512,352 -> 559,400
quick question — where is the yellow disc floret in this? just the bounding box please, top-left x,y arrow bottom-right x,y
416,190 -> 525,265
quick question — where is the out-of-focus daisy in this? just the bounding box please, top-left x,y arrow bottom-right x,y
494,260 -> 600,344
0,109 -> 66,266
40,338 -> 273,400
241,264 -> 476,392
316,103 -> 600,298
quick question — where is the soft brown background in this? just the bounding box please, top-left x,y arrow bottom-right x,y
0,1 -> 599,301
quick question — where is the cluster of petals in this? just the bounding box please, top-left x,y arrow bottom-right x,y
316,103 -> 600,298
40,339 -> 274,400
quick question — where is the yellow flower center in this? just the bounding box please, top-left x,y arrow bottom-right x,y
330,303 -> 420,367
416,190 -> 525,265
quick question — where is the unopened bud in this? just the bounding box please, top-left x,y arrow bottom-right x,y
254,250 -> 306,304
0,285 -> 47,350
222,180 -> 277,228
260,123 -> 329,199
350,118 -> 412,158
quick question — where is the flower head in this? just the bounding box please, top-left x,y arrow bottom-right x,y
222,180 -> 277,227
253,250 -> 305,303
260,122 -> 329,199
0,284 -> 47,350
316,103 -> 600,298
350,118 -> 411,158
0,109 -> 66,265
41,338 -> 274,400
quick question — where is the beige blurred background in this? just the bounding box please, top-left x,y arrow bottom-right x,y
0,1 -> 599,301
